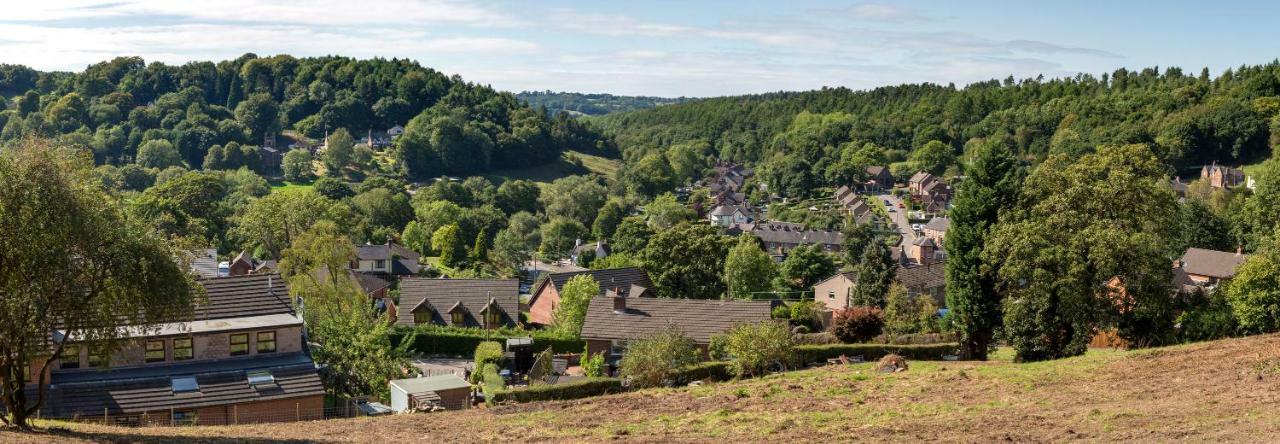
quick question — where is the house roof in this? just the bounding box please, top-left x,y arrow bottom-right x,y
186,249 -> 220,279
391,374 -> 471,394
749,222 -> 844,247
580,297 -> 774,344
866,166 -> 890,178
395,278 -> 519,327
909,171 -> 934,184
710,205 -> 748,217
531,267 -> 655,305
896,263 -> 945,291
923,217 -> 951,233
573,240 -> 612,257
912,236 -> 937,248
356,242 -> 421,262
1180,247 -> 1248,279
41,352 -> 322,417
194,274 -> 293,321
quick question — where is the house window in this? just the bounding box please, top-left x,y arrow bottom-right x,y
609,340 -> 627,356
413,311 -> 429,324
827,290 -> 835,300
230,333 -> 249,356
485,310 -> 501,329
451,311 -> 465,326
145,340 -> 166,363
256,331 -> 276,354
374,259 -> 387,269
171,409 -> 197,426
88,348 -> 109,368
173,338 -> 193,361
59,345 -> 80,369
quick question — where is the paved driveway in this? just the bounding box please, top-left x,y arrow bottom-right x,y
875,192 -> 915,246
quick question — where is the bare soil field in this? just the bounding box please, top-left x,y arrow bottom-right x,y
5,333 -> 1280,443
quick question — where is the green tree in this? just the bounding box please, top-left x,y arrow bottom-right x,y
352,188 -> 413,231
641,223 -> 734,299
324,128 -> 355,176
495,179 -> 540,215
841,222 -> 875,265
911,140 -> 955,176
235,92 -> 280,143
944,139 -> 1022,360
611,216 -> 653,254
231,189 -> 355,258
986,144 -> 1178,361
541,175 -> 607,226
619,325 -> 699,388
724,236 -> 778,300
720,321 -> 795,377
470,230 -> 488,263
136,139 -> 183,169
279,221 -> 410,399
592,199 -> 627,239
883,283 -> 940,336
1177,199 -> 1234,253
314,176 -> 355,200
645,192 -> 694,229
432,223 -> 463,267
282,149 -> 314,182
0,142 -> 196,428
848,240 -> 895,308
778,244 -> 837,291
1221,227 -> 1280,333
551,274 -> 599,335
539,217 -> 589,260
401,220 -> 432,256
491,212 -> 541,275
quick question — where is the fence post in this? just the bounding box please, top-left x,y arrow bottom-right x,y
169,407 -> 174,426
295,403 -> 300,422
104,408 -> 109,425
233,405 -> 238,425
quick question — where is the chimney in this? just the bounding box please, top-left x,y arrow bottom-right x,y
612,296 -> 627,313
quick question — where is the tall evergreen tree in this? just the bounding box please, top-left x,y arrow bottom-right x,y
944,139 -> 1023,360
848,239 -> 895,308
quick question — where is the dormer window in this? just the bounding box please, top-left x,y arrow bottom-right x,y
451,311 -> 465,326
414,311 -> 429,324
485,310 -> 501,329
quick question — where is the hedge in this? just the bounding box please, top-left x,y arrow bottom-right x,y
488,378 -> 624,404
670,361 -> 733,384
793,343 -> 958,364
391,326 -> 585,356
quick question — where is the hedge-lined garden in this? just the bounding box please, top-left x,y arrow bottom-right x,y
391,325 -> 584,356
488,378 -> 624,404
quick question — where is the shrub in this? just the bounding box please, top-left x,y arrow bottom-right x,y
831,306 -> 884,343
771,304 -> 792,320
488,378 -> 623,404
788,300 -> 822,330
670,361 -> 733,384
1176,290 -> 1238,342
793,343 -> 957,364
794,332 -> 841,345
582,345 -> 606,378
471,341 -> 503,383
883,284 -> 940,336
721,321 -> 795,377
480,364 -> 505,405
619,325 -> 700,388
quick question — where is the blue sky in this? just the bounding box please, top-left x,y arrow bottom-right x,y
2,1 -> 1277,97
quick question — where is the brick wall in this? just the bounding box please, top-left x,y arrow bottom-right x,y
528,286 -> 560,326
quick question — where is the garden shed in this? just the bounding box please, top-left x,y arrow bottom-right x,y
389,374 -> 473,412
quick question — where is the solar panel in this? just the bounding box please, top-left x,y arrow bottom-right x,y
171,377 -> 199,393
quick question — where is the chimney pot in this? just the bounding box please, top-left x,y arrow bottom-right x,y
612,296 -> 626,313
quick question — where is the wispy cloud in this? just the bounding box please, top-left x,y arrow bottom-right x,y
845,3 -> 931,23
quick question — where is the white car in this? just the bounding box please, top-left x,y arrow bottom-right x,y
911,223 -> 922,232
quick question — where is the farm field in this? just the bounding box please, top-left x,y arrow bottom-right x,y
9,333 -> 1280,443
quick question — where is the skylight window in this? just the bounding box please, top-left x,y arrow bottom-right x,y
247,370 -> 275,387
171,377 -> 199,393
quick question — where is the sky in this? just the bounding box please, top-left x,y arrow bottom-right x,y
2,0 -> 1278,97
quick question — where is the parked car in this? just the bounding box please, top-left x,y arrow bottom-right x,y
911,223 -> 922,231
883,199 -> 891,206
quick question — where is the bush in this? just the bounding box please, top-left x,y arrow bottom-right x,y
883,284 -> 940,336
794,332 -> 841,345
721,321 -> 795,377
471,341 -> 503,383
582,347 -> 606,378
488,378 -> 623,404
1176,290 -> 1238,342
391,325 -> 584,357
788,300 -> 822,330
619,325 -> 700,388
480,364 -> 505,405
771,305 -> 792,320
793,343 -> 957,364
831,306 -> 884,343
670,361 -> 733,384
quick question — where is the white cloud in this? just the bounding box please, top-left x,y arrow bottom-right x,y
6,0 -> 519,27
548,9 -> 691,37
845,3 -> 930,22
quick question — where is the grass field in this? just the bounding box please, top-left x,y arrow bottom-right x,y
484,150 -> 620,187
269,180 -> 314,193
9,333 -> 1280,443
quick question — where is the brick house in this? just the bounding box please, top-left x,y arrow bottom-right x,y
921,216 -> 950,244
527,268 -> 655,326
395,278 -> 520,329
352,242 -> 421,278
26,274 -> 324,425
813,263 -> 946,312
865,166 -> 894,191
580,296 -> 774,359
1201,163 -> 1245,189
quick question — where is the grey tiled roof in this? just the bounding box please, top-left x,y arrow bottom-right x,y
580,297 -> 774,344
396,278 -> 519,327
923,217 -> 951,232
1180,248 -> 1248,279
532,267 -> 655,303
194,274 -> 293,321
42,352 -> 322,417
749,222 -> 843,247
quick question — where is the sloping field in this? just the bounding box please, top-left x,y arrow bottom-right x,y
6,334 -> 1280,443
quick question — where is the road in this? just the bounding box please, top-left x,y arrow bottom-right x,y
875,192 -> 915,247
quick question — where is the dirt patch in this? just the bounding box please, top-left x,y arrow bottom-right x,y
875,354 -> 908,373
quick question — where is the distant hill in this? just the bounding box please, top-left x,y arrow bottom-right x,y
516,90 -> 691,116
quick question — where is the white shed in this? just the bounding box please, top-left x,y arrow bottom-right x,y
389,374 -> 473,412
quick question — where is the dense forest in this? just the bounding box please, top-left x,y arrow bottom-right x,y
516,91 -> 690,116
0,55 -> 611,178
594,64 -> 1280,195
